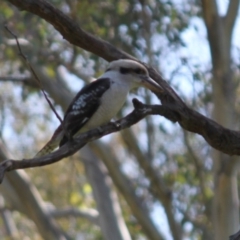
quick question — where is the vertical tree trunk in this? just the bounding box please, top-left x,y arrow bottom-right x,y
201,0 -> 240,239
80,146 -> 132,240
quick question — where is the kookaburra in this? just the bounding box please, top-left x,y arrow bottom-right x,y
36,59 -> 162,157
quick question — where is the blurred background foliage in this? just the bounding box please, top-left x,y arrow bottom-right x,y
0,0 -> 239,239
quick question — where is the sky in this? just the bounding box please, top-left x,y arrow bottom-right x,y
1,0 -> 240,239
152,0 -> 240,239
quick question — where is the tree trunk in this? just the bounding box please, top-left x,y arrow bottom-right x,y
80,146 -> 132,240
201,0 -> 240,239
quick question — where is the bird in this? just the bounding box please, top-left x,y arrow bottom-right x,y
35,59 -> 162,157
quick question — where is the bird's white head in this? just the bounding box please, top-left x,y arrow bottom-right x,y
104,59 -> 163,92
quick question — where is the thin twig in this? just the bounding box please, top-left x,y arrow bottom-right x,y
183,130 -> 207,201
1,97 -> 240,182
0,99 -> 168,182
4,25 -> 64,126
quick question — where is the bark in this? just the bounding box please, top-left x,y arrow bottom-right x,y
0,207 -> 18,237
90,141 -> 165,240
5,0 -> 240,156
49,207 -> 100,226
80,146 -> 132,240
33,68 -> 133,240
0,146 -> 69,240
1,65 -> 133,239
40,66 -> 136,239
201,0 -> 240,239
36,67 -> 164,240
121,129 -> 182,240
36,68 -> 154,239
3,0 -> 240,239
31,66 -> 162,239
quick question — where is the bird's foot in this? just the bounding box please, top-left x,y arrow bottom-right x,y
111,121 -> 121,129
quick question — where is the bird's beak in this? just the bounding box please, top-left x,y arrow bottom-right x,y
140,76 -> 163,92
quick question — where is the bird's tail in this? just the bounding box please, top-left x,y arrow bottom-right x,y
35,125 -> 63,157
35,139 -> 59,157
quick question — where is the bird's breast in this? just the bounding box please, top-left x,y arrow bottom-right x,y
82,83 -> 129,130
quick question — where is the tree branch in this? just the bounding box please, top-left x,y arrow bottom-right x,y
183,131 -> 208,202
224,0 -> 240,37
1,96 -> 240,183
4,0 -> 240,156
0,76 -> 38,89
90,141 -> 166,240
0,146 -> 70,240
6,0 -> 133,62
80,147 -> 132,240
5,25 -> 64,127
230,229 -> 240,240
201,0 -> 218,28
49,207 -> 100,226
5,0 -> 183,104
121,128 -> 182,239
0,99 -> 174,183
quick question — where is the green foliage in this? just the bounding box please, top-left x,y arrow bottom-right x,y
0,0 -> 224,239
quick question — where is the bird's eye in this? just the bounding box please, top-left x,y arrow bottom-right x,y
120,67 -> 130,74
134,68 -> 145,74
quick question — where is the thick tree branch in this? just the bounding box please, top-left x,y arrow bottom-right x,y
4,0 -> 240,155
5,0 -> 183,104
1,97 -> 240,183
121,128 -> 182,239
90,141 -> 166,240
230,230 -> 240,240
224,0 -> 240,37
0,208 -> 18,237
6,0 -> 133,62
0,99 -> 175,182
80,148 -> 132,240
201,0 -> 218,28
4,1 -> 240,239
0,147 -> 70,240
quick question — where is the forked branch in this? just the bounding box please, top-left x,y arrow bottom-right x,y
0,99 -> 177,183
2,0 -> 240,160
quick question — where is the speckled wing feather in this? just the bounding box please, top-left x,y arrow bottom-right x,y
59,78 -> 111,146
